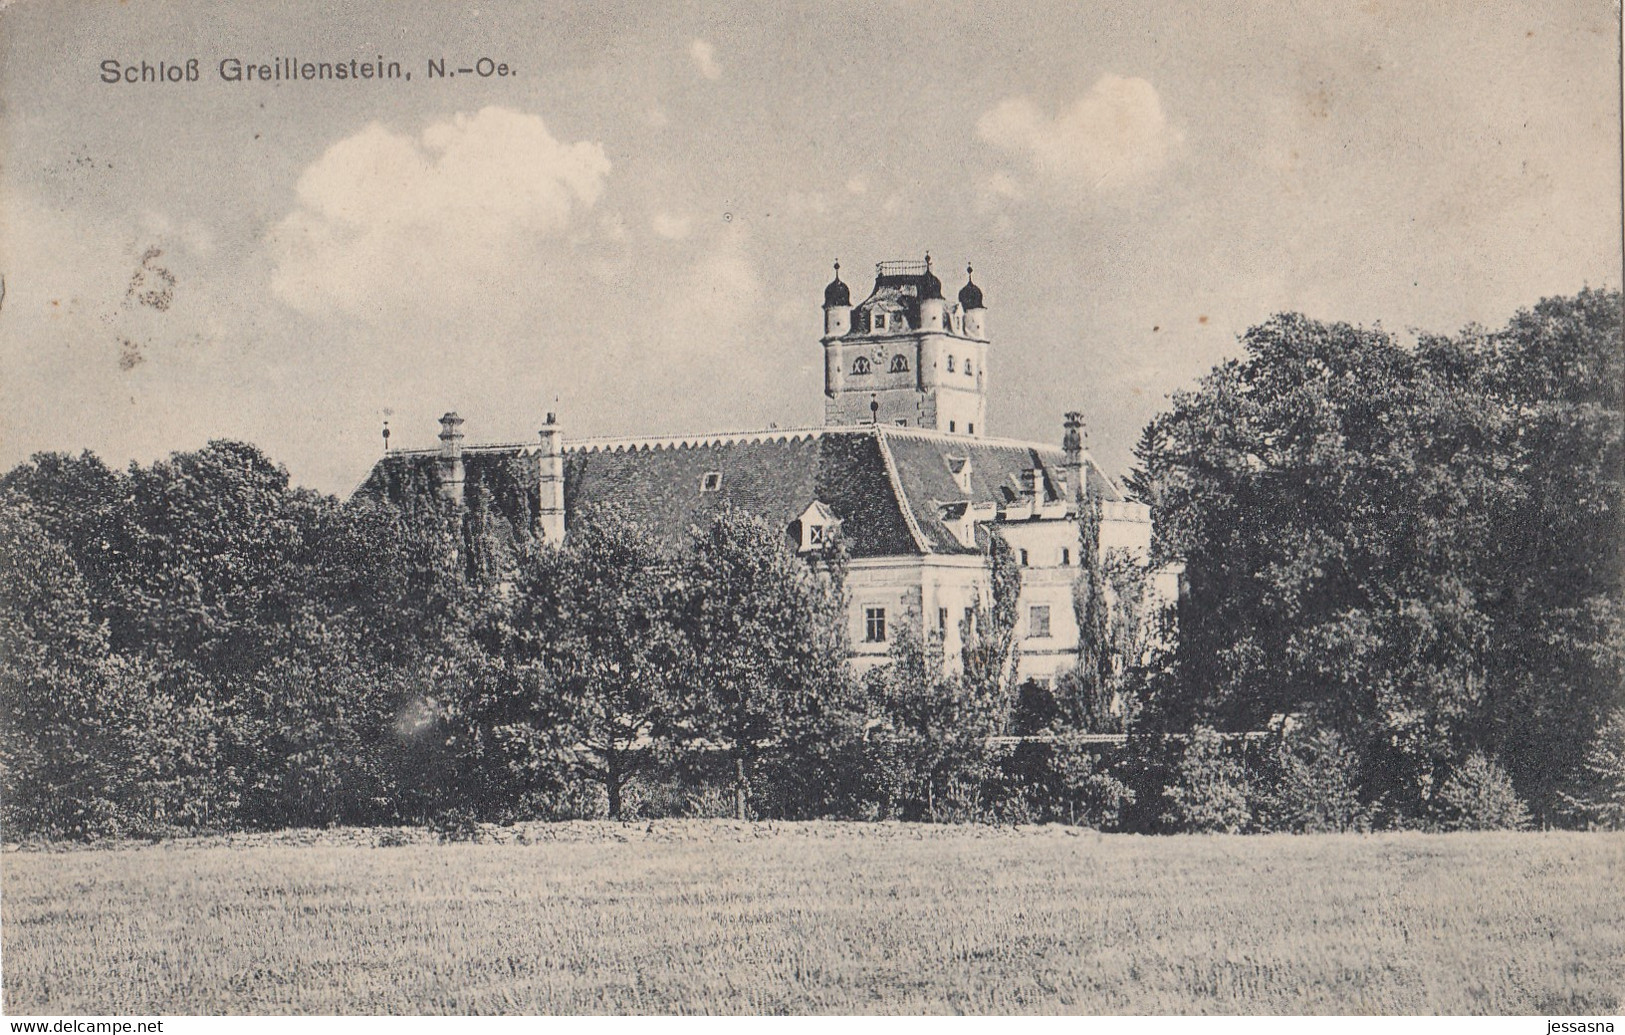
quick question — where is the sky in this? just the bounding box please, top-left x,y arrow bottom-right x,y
1,0 -> 1620,495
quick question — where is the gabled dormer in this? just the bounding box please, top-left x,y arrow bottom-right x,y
794,499 -> 842,553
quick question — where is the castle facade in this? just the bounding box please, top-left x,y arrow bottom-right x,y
358,257 -> 1179,680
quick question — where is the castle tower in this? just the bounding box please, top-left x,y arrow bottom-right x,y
821,255 -> 989,436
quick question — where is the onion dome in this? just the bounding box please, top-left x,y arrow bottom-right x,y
958,264 -> 984,310
823,261 -> 851,308
919,253 -> 944,300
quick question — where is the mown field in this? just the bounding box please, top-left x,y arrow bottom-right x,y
3,822 -> 1622,1015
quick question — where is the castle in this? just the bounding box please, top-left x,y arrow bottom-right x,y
357,257 -> 1179,680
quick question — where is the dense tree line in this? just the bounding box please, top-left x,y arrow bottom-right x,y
1,289 -> 1618,840
1129,288 -> 1623,828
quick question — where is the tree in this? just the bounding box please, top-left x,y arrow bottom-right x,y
1062,496 -> 1115,730
863,620 -> 1009,821
676,507 -> 849,820
1252,726 -> 1370,833
510,508 -> 686,819
960,531 -> 1023,711
1559,710 -> 1625,830
1131,292 -> 1624,825
1466,289 -> 1625,823
0,502 -> 230,838
0,502 -> 121,837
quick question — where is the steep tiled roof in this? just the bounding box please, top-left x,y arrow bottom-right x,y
878,427 -> 1122,553
563,430 -> 918,558
353,425 -> 1129,558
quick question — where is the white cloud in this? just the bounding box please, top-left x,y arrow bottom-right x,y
977,74 -> 1181,196
689,38 -> 722,80
268,107 -> 610,320
651,211 -> 693,239
845,175 -> 869,195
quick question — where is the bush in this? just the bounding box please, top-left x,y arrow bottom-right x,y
1253,727 -> 1371,833
1434,752 -> 1531,831
1054,743 -> 1136,829
1001,739 -> 1135,829
1162,727 -> 1253,833
428,807 -> 484,842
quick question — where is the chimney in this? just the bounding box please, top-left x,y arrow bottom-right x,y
537,412 -> 565,544
1062,411 -> 1086,506
436,412 -> 465,504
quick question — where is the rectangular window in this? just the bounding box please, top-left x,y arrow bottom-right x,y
1061,547 -> 1071,566
937,607 -> 948,635
1019,548 -> 1030,566
948,420 -> 956,432
874,313 -> 886,331
964,607 -> 976,636
895,418 -> 909,427
1029,605 -> 1051,639
865,606 -> 887,643
808,524 -> 825,545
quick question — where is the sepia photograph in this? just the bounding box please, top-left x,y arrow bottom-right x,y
0,0 -> 1621,1019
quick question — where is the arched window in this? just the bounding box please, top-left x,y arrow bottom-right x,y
889,354 -> 909,373
965,360 -> 973,376
946,355 -> 955,372
851,356 -> 871,375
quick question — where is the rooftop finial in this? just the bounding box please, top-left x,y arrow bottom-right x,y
967,263 -> 974,279
924,252 -> 932,270
382,420 -> 390,454
833,259 -> 840,275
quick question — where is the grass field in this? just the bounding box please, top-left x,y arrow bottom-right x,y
3,822 -> 1622,1015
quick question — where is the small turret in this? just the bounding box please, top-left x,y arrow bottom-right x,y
960,265 -> 986,340
918,253 -> 946,332
823,261 -> 852,337
1062,411 -> 1086,505
436,411 -> 465,504
537,412 -> 565,544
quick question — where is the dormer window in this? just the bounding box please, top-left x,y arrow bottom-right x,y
851,356 -> 871,375
946,455 -> 972,494
889,354 -> 909,373
873,312 -> 887,332
700,471 -> 722,492
795,500 -> 842,553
